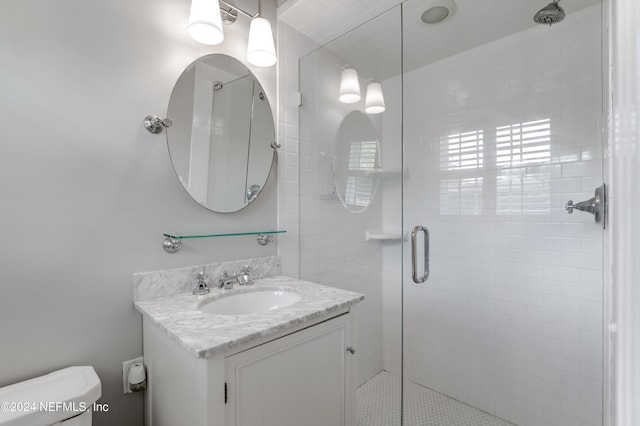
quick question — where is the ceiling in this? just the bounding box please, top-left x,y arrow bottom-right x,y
278,0 -> 601,80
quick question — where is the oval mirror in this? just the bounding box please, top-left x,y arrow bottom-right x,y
166,54 -> 275,213
334,111 -> 381,213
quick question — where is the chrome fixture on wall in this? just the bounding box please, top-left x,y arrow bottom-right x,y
565,184 -> 606,228
143,115 -> 172,134
162,236 -> 182,253
256,233 -> 274,246
533,0 -> 565,26
188,0 -> 276,67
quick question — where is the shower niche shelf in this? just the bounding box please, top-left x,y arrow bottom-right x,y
365,230 -> 403,241
162,230 -> 286,253
363,167 -> 403,179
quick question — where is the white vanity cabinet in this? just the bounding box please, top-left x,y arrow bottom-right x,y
143,311 -> 356,426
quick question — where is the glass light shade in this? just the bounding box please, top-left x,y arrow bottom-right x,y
187,0 -> 224,45
247,17 -> 277,67
365,82 -> 386,114
339,68 -> 361,104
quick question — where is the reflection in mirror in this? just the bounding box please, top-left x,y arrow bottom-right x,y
166,54 -> 275,213
334,111 -> 381,213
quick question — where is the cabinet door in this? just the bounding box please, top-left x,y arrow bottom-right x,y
226,314 -> 350,426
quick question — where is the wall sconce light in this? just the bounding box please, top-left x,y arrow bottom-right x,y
187,0 -> 276,68
365,82 -> 386,114
247,15 -> 277,67
187,0 -> 224,45
339,68 -> 361,104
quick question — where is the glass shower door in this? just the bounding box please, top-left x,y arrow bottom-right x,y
298,1 -> 605,424
401,1 -> 606,425
298,5 -> 404,426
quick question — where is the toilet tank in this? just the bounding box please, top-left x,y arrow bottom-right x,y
0,366 -> 101,426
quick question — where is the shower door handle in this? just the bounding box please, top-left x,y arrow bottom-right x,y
411,225 -> 429,284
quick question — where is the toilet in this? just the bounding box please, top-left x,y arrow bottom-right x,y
0,366 -> 101,426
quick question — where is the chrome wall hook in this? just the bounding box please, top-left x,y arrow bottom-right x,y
144,115 -> 173,134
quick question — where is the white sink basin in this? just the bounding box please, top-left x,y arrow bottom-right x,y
200,289 -> 302,315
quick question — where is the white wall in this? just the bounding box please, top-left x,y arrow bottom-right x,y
391,5 -> 604,426
0,0 -> 277,424
610,0 -> 640,425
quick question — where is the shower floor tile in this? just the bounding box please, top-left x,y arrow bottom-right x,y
357,371 -> 515,426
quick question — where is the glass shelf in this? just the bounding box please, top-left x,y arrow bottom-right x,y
163,230 -> 287,239
162,230 -> 286,253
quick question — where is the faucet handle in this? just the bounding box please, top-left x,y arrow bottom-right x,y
241,265 -> 253,274
192,268 -> 210,296
217,270 -> 235,289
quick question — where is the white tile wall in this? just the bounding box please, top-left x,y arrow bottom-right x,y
393,5 -> 604,426
276,22 -> 318,278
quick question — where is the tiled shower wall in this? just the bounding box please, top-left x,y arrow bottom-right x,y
385,5 -> 604,426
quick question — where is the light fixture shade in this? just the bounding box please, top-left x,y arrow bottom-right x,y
365,82 -> 386,114
247,17 -> 277,67
187,0 -> 224,45
339,68 -> 361,104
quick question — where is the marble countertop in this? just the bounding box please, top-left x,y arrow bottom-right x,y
134,276 -> 364,359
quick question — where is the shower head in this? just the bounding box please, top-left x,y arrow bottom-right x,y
533,0 -> 565,26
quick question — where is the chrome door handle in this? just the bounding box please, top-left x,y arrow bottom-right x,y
411,225 -> 429,284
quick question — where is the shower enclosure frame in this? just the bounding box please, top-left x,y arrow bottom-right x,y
294,1 -> 611,424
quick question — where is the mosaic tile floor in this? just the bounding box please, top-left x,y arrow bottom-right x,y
357,371 -> 515,426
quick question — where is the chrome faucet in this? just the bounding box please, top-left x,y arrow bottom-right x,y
237,265 -> 254,286
192,268 -> 210,295
217,270 -> 237,289
217,266 -> 254,289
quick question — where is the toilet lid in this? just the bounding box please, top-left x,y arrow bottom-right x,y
0,366 -> 101,426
